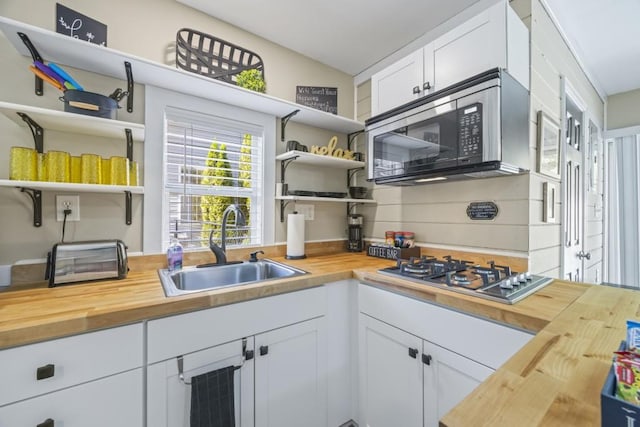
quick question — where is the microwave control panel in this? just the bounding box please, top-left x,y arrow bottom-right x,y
458,103 -> 483,158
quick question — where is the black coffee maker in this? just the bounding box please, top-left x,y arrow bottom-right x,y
348,214 -> 364,252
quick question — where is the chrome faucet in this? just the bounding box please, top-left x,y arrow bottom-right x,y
208,204 -> 246,264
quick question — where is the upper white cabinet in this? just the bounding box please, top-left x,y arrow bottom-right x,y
370,1 -> 529,116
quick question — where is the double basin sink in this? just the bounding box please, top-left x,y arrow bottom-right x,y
158,259 -> 307,297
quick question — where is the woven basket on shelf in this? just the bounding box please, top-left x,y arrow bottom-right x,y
175,28 -> 265,85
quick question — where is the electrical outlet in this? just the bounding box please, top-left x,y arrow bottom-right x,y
295,204 -> 314,220
56,195 -> 80,222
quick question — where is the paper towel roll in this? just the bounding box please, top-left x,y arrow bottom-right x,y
286,212 -> 306,259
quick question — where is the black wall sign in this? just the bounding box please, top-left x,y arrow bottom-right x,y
56,3 -> 107,46
466,201 -> 499,220
296,86 -> 338,115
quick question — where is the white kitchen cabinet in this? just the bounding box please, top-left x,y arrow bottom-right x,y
146,286 -> 329,427
370,48 -> 431,116
0,323 -> 143,426
422,340 -> 493,427
358,284 -> 532,425
370,0 -> 529,116
359,314 -> 493,427
0,369 -> 143,427
147,338 -> 255,427
255,317 -> 327,427
359,314 -> 423,427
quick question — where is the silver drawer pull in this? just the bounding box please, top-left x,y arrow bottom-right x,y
36,364 -> 55,380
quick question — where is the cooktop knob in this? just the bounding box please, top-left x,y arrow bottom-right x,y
499,279 -> 513,289
518,273 -> 527,283
525,271 -> 532,280
511,277 -> 520,287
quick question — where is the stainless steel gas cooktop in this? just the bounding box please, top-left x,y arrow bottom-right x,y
378,256 -> 553,304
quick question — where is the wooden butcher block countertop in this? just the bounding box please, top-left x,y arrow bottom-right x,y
0,251 -> 630,425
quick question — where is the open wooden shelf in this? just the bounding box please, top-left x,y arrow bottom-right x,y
0,180 -> 144,194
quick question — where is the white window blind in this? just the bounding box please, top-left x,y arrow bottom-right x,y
164,109 -> 264,250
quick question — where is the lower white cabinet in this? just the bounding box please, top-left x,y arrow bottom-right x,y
0,368 -> 143,427
359,314 -> 493,427
358,284 -> 532,426
255,317 -> 327,427
146,286 -> 328,427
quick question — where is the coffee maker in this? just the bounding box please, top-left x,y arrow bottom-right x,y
347,214 -> 364,252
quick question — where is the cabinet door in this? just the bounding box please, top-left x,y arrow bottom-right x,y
0,369 -> 142,427
255,317 -> 327,427
371,49 -> 424,115
431,3 -> 504,91
147,338 -> 254,427
422,341 -> 493,427
359,314 -> 423,427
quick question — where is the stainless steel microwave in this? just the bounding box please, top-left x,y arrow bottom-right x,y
365,68 -> 530,185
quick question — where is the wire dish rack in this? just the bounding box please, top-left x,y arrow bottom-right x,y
176,28 -> 265,85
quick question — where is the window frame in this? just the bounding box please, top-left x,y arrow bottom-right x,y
144,86 -> 276,253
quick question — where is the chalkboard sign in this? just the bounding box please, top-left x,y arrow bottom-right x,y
296,86 -> 338,115
56,3 -> 107,46
466,201 -> 499,220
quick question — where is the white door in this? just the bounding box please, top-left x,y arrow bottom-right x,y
358,314 -> 423,427
422,341 -> 493,427
562,80 -> 588,281
146,338 -> 254,427
371,49 -> 424,115
254,317 -> 327,427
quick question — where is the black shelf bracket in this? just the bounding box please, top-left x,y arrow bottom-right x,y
347,167 -> 364,187
279,200 -> 293,222
125,191 -> 132,225
280,109 -> 300,142
280,156 -> 299,184
17,32 -> 44,96
17,113 -> 44,153
124,61 -> 134,113
125,128 -> 133,161
347,130 -> 364,151
20,188 -> 42,227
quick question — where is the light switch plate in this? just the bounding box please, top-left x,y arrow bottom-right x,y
295,204 -> 314,220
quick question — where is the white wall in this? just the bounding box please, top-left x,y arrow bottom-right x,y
0,0 -> 355,264
607,88 -> 640,130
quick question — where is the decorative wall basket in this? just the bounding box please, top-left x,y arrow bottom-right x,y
175,28 -> 265,85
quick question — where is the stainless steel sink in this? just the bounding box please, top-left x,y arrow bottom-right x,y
158,259 -> 307,297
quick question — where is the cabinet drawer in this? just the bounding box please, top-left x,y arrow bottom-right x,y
0,323 -> 143,406
0,368 -> 143,427
147,286 -> 325,363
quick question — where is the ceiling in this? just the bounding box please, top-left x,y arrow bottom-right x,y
544,0 -> 640,96
177,0 -> 481,76
179,0 -> 640,97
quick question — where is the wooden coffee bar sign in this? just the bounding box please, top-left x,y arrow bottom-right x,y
311,136 -> 355,160
466,201 -> 499,220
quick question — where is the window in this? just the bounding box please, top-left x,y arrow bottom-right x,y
164,108 -> 264,250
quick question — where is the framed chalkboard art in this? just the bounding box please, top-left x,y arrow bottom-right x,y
56,3 -> 107,46
296,86 -> 338,115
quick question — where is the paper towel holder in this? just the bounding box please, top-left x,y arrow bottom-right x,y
285,211 -> 307,260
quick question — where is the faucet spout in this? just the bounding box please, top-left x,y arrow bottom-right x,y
208,204 -> 247,264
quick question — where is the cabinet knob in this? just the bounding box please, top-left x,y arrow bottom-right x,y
412,86 -> 421,95
37,419 -> 54,427
259,345 -> 269,356
423,81 -> 431,91
422,354 -> 432,366
36,364 -> 55,380
408,347 -> 419,359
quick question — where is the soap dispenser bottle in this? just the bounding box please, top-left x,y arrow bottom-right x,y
167,220 -> 183,271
